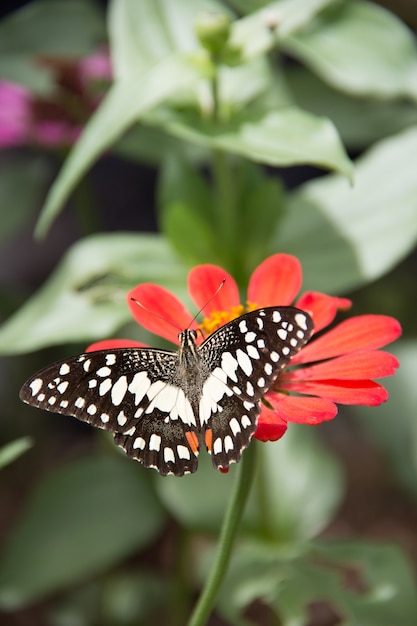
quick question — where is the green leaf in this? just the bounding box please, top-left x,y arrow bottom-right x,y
283,1 -> 417,100
231,0 -> 337,58
278,126 -> 417,293
0,0 -> 105,57
155,106 -> 353,178
350,340 -> 417,502
0,454 -> 165,609
249,427 -> 343,541
0,233 -> 187,355
287,67 -> 417,150
158,156 -> 219,264
0,437 -> 32,471
155,452 -> 241,533
35,55 -> 201,237
109,0 -> 228,79
0,157 -> 49,241
217,540 -> 417,626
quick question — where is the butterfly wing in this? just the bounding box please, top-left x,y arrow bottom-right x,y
19,348 -> 200,476
198,306 -> 314,470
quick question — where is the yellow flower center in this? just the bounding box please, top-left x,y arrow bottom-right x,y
199,301 -> 259,335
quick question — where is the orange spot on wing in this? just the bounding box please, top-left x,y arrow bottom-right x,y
186,431 -> 199,454
205,428 -> 213,452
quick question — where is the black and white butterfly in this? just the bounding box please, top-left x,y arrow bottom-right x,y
20,306 -> 313,476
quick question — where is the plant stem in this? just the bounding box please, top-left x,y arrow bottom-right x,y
187,443 -> 257,626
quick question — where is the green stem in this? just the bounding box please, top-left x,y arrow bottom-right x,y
187,443 -> 257,626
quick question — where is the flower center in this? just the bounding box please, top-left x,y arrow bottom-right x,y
199,301 -> 259,335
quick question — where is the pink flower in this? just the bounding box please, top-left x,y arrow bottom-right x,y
87,254 -> 401,443
0,50 -> 111,149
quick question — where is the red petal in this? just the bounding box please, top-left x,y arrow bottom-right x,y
253,405 -> 288,442
280,380 -> 389,405
188,264 -> 240,314
247,254 -> 302,306
267,392 -> 338,424
291,315 -> 402,364
284,350 -> 399,381
86,339 -> 147,352
128,284 -> 195,345
296,291 -> 352,334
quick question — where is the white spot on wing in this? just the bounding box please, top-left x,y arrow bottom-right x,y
87,404 -> 97,415
295,313 -> 308,330
57,381 -> 69,394
241,415 -> 252,428
224,435 -> 233,452
164,447 -> 175,463
30,378 -> 43,396
213,438 -> 222,455
133,436 -> 146,450
236,348 -> 253,376
177,445 -> 191,460
112,375 -> 128,406
117,411 -> 128,426
272,311 -> 282,323
100,413 -> 110,423
278,328 -> 288,340
230,417 -> 241,435
99,378 -> 112,396
59,363 -> 70,375
83,359 -> 91,372
105,353 -> 116,365
97,366 -> 111,377
128,371 -> 151,405
75,397 -> 85,409
239,320 -> 248,333
247,345 -> 259,359
221,352 -> 239,382
149,434 -> 161,451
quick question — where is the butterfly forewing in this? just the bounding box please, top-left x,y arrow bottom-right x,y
20,306 -> 313,476
198,307 -> 313,469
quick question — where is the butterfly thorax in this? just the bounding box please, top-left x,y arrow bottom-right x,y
176,329 -> 207,401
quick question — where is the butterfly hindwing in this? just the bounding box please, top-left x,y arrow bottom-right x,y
198,307 -> 314,469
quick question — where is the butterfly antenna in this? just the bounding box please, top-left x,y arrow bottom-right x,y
129,297 -> 182,331
189,279 -> 226,337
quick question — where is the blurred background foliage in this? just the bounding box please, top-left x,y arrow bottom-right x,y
0,0 -> 416,624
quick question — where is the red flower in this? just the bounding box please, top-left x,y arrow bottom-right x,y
88,254 -> 401,443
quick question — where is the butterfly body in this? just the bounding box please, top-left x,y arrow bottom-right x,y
20,307 -> 313,476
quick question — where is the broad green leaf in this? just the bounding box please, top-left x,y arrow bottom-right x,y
158,155 -> 219,264
283,1 -> 417,100
35,55 -> 201,238
278,126 -> 417,294
0,0 -> 105,56
0,58 -> 53,94
109,0 -> 227,79
287,67 -> 417,150
0,233 -> 187,355
231,0 -> 337,58
50,571 -> 167,626
154,106 -> 353,178
249,427 -> 343,541
217,540 -> 417,626
0,437 -> 32,471
0,156 -> 49,241
0,455 -> 165,609
350,341 -> 417,501
155,452 -> 241,533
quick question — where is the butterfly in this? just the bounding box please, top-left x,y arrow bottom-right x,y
20,306 -> 313,476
